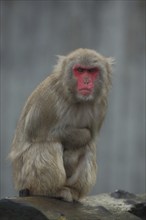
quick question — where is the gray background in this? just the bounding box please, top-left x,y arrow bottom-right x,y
0,0 -> 145,198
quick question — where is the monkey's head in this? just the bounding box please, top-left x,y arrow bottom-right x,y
55,48 -> 114,103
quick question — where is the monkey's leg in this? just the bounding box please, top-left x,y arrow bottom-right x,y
66,143 -> 97,201
12,142 -> 68,198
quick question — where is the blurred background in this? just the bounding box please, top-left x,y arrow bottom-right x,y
0,0 -> 145,198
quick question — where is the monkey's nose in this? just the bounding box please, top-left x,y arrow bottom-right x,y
83,77 -> 90,84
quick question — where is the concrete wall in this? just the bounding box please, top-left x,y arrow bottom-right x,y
0,0 -> 145,198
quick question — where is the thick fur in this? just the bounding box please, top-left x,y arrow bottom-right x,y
9,48 -> 113,201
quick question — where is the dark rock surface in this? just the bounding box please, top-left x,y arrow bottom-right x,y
0,199 -> 48,220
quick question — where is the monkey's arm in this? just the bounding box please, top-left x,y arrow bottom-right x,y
23,96 -> 91,150
50,126 -> 91,150
62,127 -> 91,149
22,105 -> 91,150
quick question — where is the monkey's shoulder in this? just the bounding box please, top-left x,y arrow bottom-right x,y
22,74 -> 59,111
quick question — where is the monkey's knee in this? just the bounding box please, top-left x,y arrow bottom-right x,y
14,142 -> 66,196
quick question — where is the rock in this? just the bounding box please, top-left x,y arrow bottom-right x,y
0,190 -> 145,220
129,202 -> 146,220
111,189 -> 136,199
0,199 -> 48,220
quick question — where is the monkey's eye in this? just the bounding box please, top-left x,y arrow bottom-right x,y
77,67 -> 84,73
88,68 -> 98,73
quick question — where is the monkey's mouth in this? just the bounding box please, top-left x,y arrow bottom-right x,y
79,88 -> 92,96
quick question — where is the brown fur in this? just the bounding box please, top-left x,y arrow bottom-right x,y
9,48 -> 113,201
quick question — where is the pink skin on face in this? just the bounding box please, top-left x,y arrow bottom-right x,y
73,64 -> 99,96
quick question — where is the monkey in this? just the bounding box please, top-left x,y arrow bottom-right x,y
9,48 -> 113,202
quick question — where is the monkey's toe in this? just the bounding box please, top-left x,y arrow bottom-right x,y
19,188 -> 30,197
55,187 -> 73,202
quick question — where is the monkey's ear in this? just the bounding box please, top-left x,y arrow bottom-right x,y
105,57 -> 115,77
54,55 -> 66,72
56,55 -> 66,63
107,57 -> 115,65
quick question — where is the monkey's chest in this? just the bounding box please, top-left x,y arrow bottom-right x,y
64,106 -> 95,128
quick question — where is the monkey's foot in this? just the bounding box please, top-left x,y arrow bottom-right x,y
55,187 -> 73,202
19,188 -> 30,197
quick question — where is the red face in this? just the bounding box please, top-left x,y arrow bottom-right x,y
73,64 -> 99,96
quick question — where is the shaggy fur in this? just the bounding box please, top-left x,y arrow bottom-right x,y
9,48 -> 113,202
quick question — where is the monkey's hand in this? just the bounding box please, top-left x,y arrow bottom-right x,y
61,127 -> 91,150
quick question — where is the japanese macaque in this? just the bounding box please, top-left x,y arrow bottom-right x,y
9,48 -> 113,202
